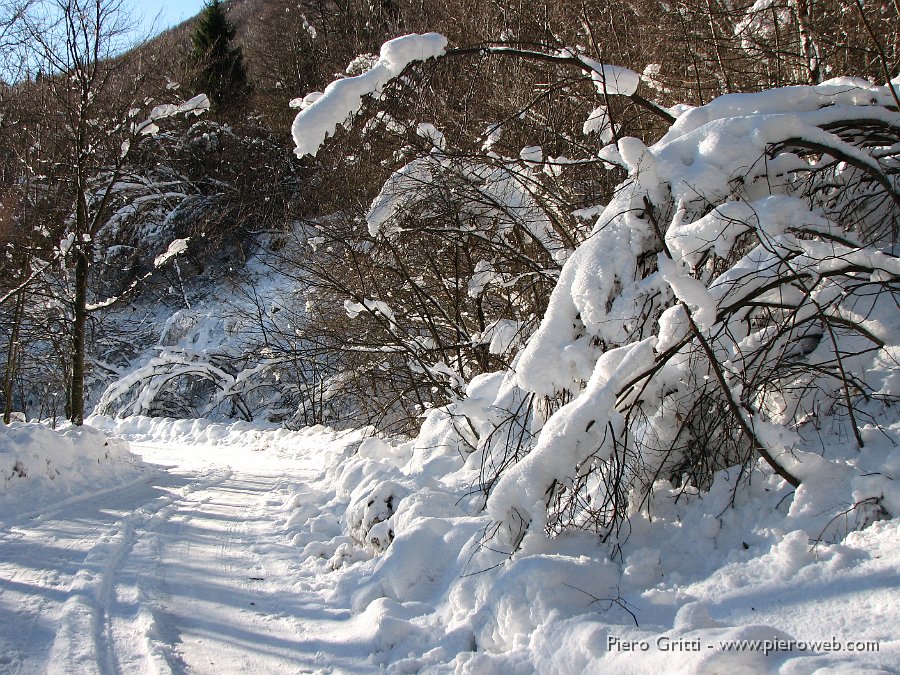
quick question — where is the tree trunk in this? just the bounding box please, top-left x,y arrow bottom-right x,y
3,285 -> 26,424
793,0 -> 821,84
69,243 -> 89,426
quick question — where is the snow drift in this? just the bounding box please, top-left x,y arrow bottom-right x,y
0,422 -> 145,523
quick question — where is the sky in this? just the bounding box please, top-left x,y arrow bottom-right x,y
130,0 -> 208,37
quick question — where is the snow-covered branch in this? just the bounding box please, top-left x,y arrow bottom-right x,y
291,33 -> 447,158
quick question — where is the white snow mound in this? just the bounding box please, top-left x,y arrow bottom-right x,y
0,422 -> 144,522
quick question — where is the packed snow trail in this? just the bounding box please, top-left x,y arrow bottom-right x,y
0,428 -> 382,674
2,418 -> 898,673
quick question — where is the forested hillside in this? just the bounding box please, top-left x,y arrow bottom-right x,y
3,0 -> 897,432
1,1 -> 899,669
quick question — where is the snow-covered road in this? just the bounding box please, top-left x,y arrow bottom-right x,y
0,436 -> 377,674
3,419 -> 899,674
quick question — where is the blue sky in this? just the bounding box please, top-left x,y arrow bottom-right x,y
130,0 -> 208,37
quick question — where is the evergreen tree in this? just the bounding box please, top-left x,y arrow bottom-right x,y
190,0 -> 250,112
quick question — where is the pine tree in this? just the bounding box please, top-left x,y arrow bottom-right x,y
190,0 -> 250,112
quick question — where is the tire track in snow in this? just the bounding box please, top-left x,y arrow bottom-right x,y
141,471 -> 292,672
100,471 -> 233,675
3,428 -> 374,673
127,464 -> 354,673
45,468 -> 233,674
0,474 -> 155,531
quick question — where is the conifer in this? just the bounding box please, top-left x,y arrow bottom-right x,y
190,0 -> 250,111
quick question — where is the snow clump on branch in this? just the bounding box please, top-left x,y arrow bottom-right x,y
291,33 -> 448,158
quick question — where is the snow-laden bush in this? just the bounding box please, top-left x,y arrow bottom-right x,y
332,80 -> 899,553
290,30 -> 899,554
475,79 -> 900,547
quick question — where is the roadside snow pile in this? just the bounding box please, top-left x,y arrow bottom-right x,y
89,414 -> 364,455
0,422 -> 144,523
285,389 -> 900,672
90,413 -> 280,448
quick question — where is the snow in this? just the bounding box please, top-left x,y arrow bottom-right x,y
7,41 -> 900,675
657,255 -> 717,330
138,94 -> 210,136
584,105 -> 613,142
417,122 -> 446,150
365,156 -> 435,237
472,318 -> 525,356
0,422 -> 144,524
343,297 -> 395,322
519,145 -> 543,163
289,91 -> 322,110
291,33 -> 448,158
0,414 -> 897,672
146,94 -> 211,122
574,55 -> 641,96
489,338 -> 658,544
152,237 -> 189,267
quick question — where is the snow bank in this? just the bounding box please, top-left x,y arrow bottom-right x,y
0,422 -> 145,523
281,401 -> 899,672
88,414 -> 359,455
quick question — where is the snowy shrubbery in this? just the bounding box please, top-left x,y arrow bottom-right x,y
284,27 -> 900,549
284,39 -> 900,667
300,48 -> 900,552
467,79 -> 900,549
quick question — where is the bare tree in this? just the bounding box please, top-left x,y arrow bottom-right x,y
0,0 -> 209,424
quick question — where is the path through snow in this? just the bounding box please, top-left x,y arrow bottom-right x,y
0,431 -> 378,674
2,420 -> 899,674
